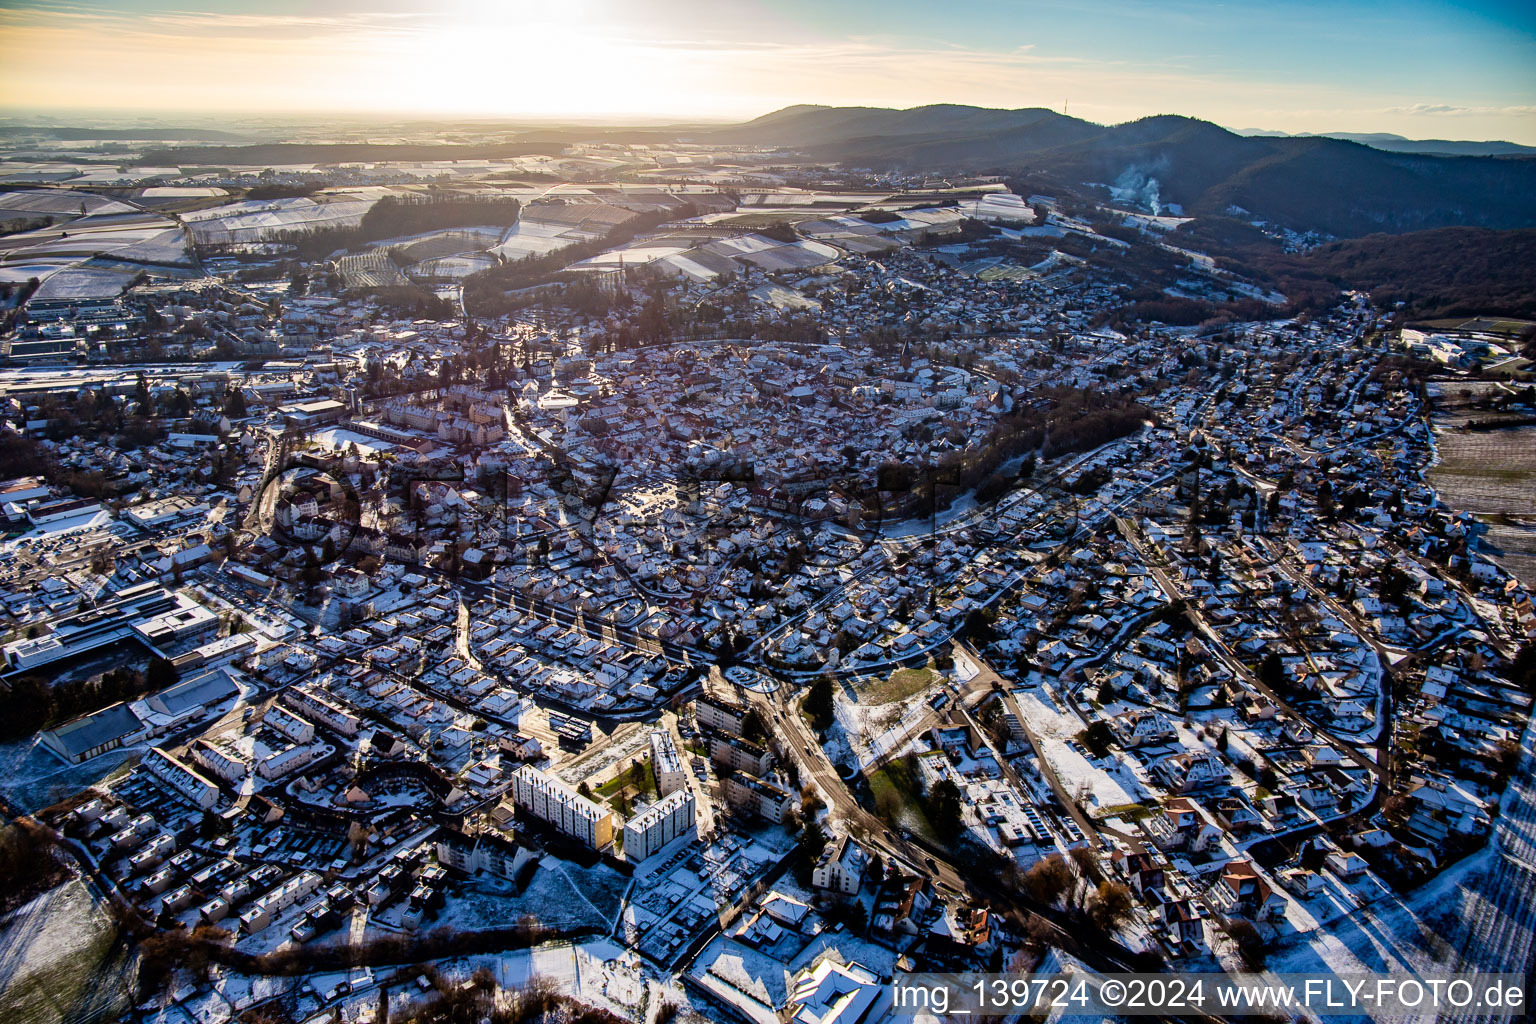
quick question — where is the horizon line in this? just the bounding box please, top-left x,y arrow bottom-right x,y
0,104 -> 1529,148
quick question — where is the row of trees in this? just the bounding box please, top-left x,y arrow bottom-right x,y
269,195 -> 523,260
803,674 -> 835,732
1019,848 -> 1136,933
0,658 -> 178,739
882,386 -> 1151,519
0,819 -> 69,915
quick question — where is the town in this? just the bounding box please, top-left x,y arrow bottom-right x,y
1,120 -> 1534,1024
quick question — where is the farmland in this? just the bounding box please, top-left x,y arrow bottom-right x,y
182,194 -> 378,245
336,251 -> 410,290
0,200 -> 193,297
1429,382 -> 1536,586
388,227 -> 504,265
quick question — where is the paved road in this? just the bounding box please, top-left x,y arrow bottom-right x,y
958,643 -> 1105,847
743,682 -> 972,898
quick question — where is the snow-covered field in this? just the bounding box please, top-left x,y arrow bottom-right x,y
434,855 -> 631,938
0,734 -> 138,813
572,243 -> 691,269
0,189 -> 137,217
493,214 -> 603,261
749,283 -> 820,311
1266,846 -> 1486,980
183,196 -> 376,244
29,264 -> 144,298
839,670 -> 947,768
462,937 -> 674,1022
410,254 -> 494,280
139,186 -> 229,199
0,878 -> 133,1024
0,208 -> 191,289
1014,689 -> 1150,808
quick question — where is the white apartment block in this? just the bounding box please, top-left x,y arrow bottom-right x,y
510,765 -> 614,849
650,729 -> 686,796
709,733 -> 772,776
695,694 -> 748,737
722,774 -> 791,822
623,788 -> 697,862
192,740 -> 247,783
281,688 -> 360,737
258,743 -> 321,780
812,834 -> 867,895
436,831 -> 531,880
264,704 -> 315,744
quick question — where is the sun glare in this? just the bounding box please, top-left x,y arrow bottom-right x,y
364,0 -> 701,118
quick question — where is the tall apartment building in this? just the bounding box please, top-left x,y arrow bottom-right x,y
622,789 -> 697,862
650,729 -> 686,796
695,694 -> 748,737
510,765 -> 614,849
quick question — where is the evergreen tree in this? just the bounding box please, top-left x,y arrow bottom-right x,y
741,708 -> 768,745
1258,651 -> 1284,691
146,656 -> 179,693
928,778 -> 963,834
804,675 -> 835,732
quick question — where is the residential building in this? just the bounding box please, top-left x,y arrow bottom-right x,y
812,834 -> 867,895
622,788 -> 696,862
650,729 -> 686,796
142,747 -> 220,809
695,693 -> 748,736
435,829 -> 532,880
721,773 -> 791,822
510,765 -> 614,848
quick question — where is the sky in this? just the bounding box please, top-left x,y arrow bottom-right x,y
1,0 -> 1534,142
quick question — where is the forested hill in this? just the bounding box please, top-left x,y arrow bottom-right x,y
721,105 -> 1536,240
1305,228 -> 1536,319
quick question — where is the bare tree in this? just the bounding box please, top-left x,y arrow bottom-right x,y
1023,854 -> 1073,907
1088,880 -> 1135,931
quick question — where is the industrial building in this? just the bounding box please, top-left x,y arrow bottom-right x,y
1,584 -> 215,672
39,670 -> 238,765
39,703 -> 146,764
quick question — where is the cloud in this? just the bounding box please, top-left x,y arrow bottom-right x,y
0,3 -> 429,42
1388,103 -> 1536,117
